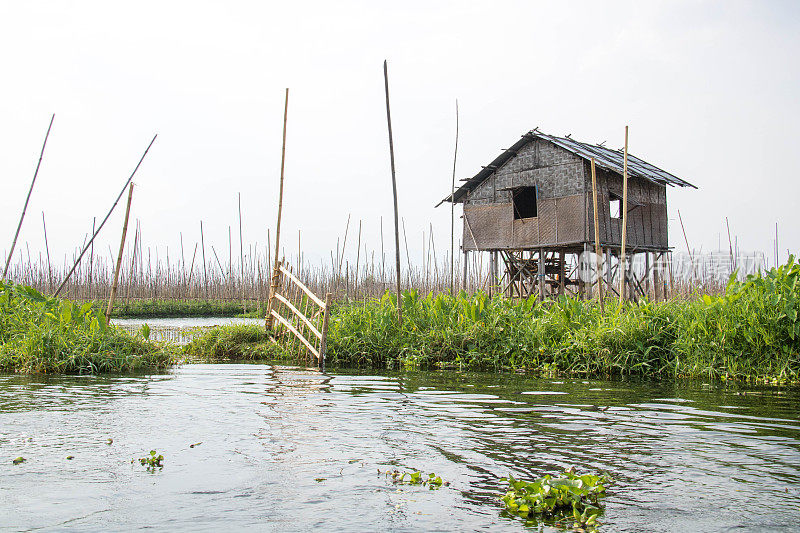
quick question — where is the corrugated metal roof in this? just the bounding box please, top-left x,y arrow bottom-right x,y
437,129 -> 696,206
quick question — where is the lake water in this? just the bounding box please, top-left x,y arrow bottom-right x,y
1,365 -> 799,532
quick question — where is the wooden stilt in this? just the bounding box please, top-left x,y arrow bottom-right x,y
462,249 -> 468,292
590,158 -> 604,309
618,126 -> 629,307
538,249 -> 545,301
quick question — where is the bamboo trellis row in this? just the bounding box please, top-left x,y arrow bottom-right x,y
2,239 -> 770,305
270,262 -> 331,369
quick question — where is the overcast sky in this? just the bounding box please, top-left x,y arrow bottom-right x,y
1,0 -> 798,275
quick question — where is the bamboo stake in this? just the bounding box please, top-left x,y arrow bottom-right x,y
267,88 -> 289,330
618,126 -> 629,306
200,220 -> 208,299
89,217 -> 96,293
590,158 -> 604,310
384,60 -> 402,325
186,243 -> 198,286
4,114 -> 55,279
678,209 -> 692,263
55,134 -> 156,296
726,216 -> 734,274
354,220 -> 362,299
42,212 -> 53,292
106,183 -> 134,324
450,99 -> 459,294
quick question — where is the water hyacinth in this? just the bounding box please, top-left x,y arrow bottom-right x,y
500,470 -> 611,530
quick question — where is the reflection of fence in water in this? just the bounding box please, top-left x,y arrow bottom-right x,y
114,324 -> 204,344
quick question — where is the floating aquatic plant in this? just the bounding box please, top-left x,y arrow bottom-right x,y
500,469 -> 611,530
134,450 -> 164,472
379,469 -> 447,489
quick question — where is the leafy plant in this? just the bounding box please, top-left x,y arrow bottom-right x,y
0,281 -> 172,374
500,470 -> 611,530
379,469 -> 448,489
134,450 -> 164,472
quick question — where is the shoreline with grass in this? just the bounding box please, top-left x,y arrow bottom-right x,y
3,258 -> 799,381
186,258 -> 800,383
1,281 -> 173,374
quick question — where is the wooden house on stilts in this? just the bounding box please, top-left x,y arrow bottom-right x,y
439,129 -> 697,300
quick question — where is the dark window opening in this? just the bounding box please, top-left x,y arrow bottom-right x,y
512,186 -> 538,219
609,192 -> 622,219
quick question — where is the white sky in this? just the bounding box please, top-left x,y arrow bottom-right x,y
1,0 -> 799,275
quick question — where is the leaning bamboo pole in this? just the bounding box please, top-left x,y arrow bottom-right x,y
383,60 -> 402,325
4,114 -> 55,279
590,158 -> 604,311
55,134 -> 156,296
266,88 -> 290,330
106,183 -> 134,324
618,126 -> 629,306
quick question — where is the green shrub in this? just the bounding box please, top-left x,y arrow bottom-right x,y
0,281 -> 172,373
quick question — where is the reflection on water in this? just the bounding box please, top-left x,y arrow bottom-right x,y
111,317 -> 264,343
1,366 -> 799,532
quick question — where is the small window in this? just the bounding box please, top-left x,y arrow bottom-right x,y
512,186 -> 538,219
609,192 -> 622,219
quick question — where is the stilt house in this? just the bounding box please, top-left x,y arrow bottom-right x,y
439,129 -> 697,299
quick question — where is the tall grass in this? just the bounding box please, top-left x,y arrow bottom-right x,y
0,281 -> 172,373
253,257 -> 798,381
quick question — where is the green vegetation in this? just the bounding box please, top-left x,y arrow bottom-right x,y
0,281 -> 173,373
380,469 -> 447,488
134,450 -> 164,471
107,299 -> 266,318
500,470 -> 611,530
320,258 -> 800,381
183,324 -> 279,362
193,257 -> 800,382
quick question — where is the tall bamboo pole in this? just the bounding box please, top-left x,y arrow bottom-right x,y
239,192 -> 246,312
618,126 -> 629,306
4,114 -> 55,279
266,88 -> 289,330
55,134 -> 156,296
590,158 -> 604,311
106,183 -> 134,324
383,60 -> 402,325
450,99 -> 459,294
